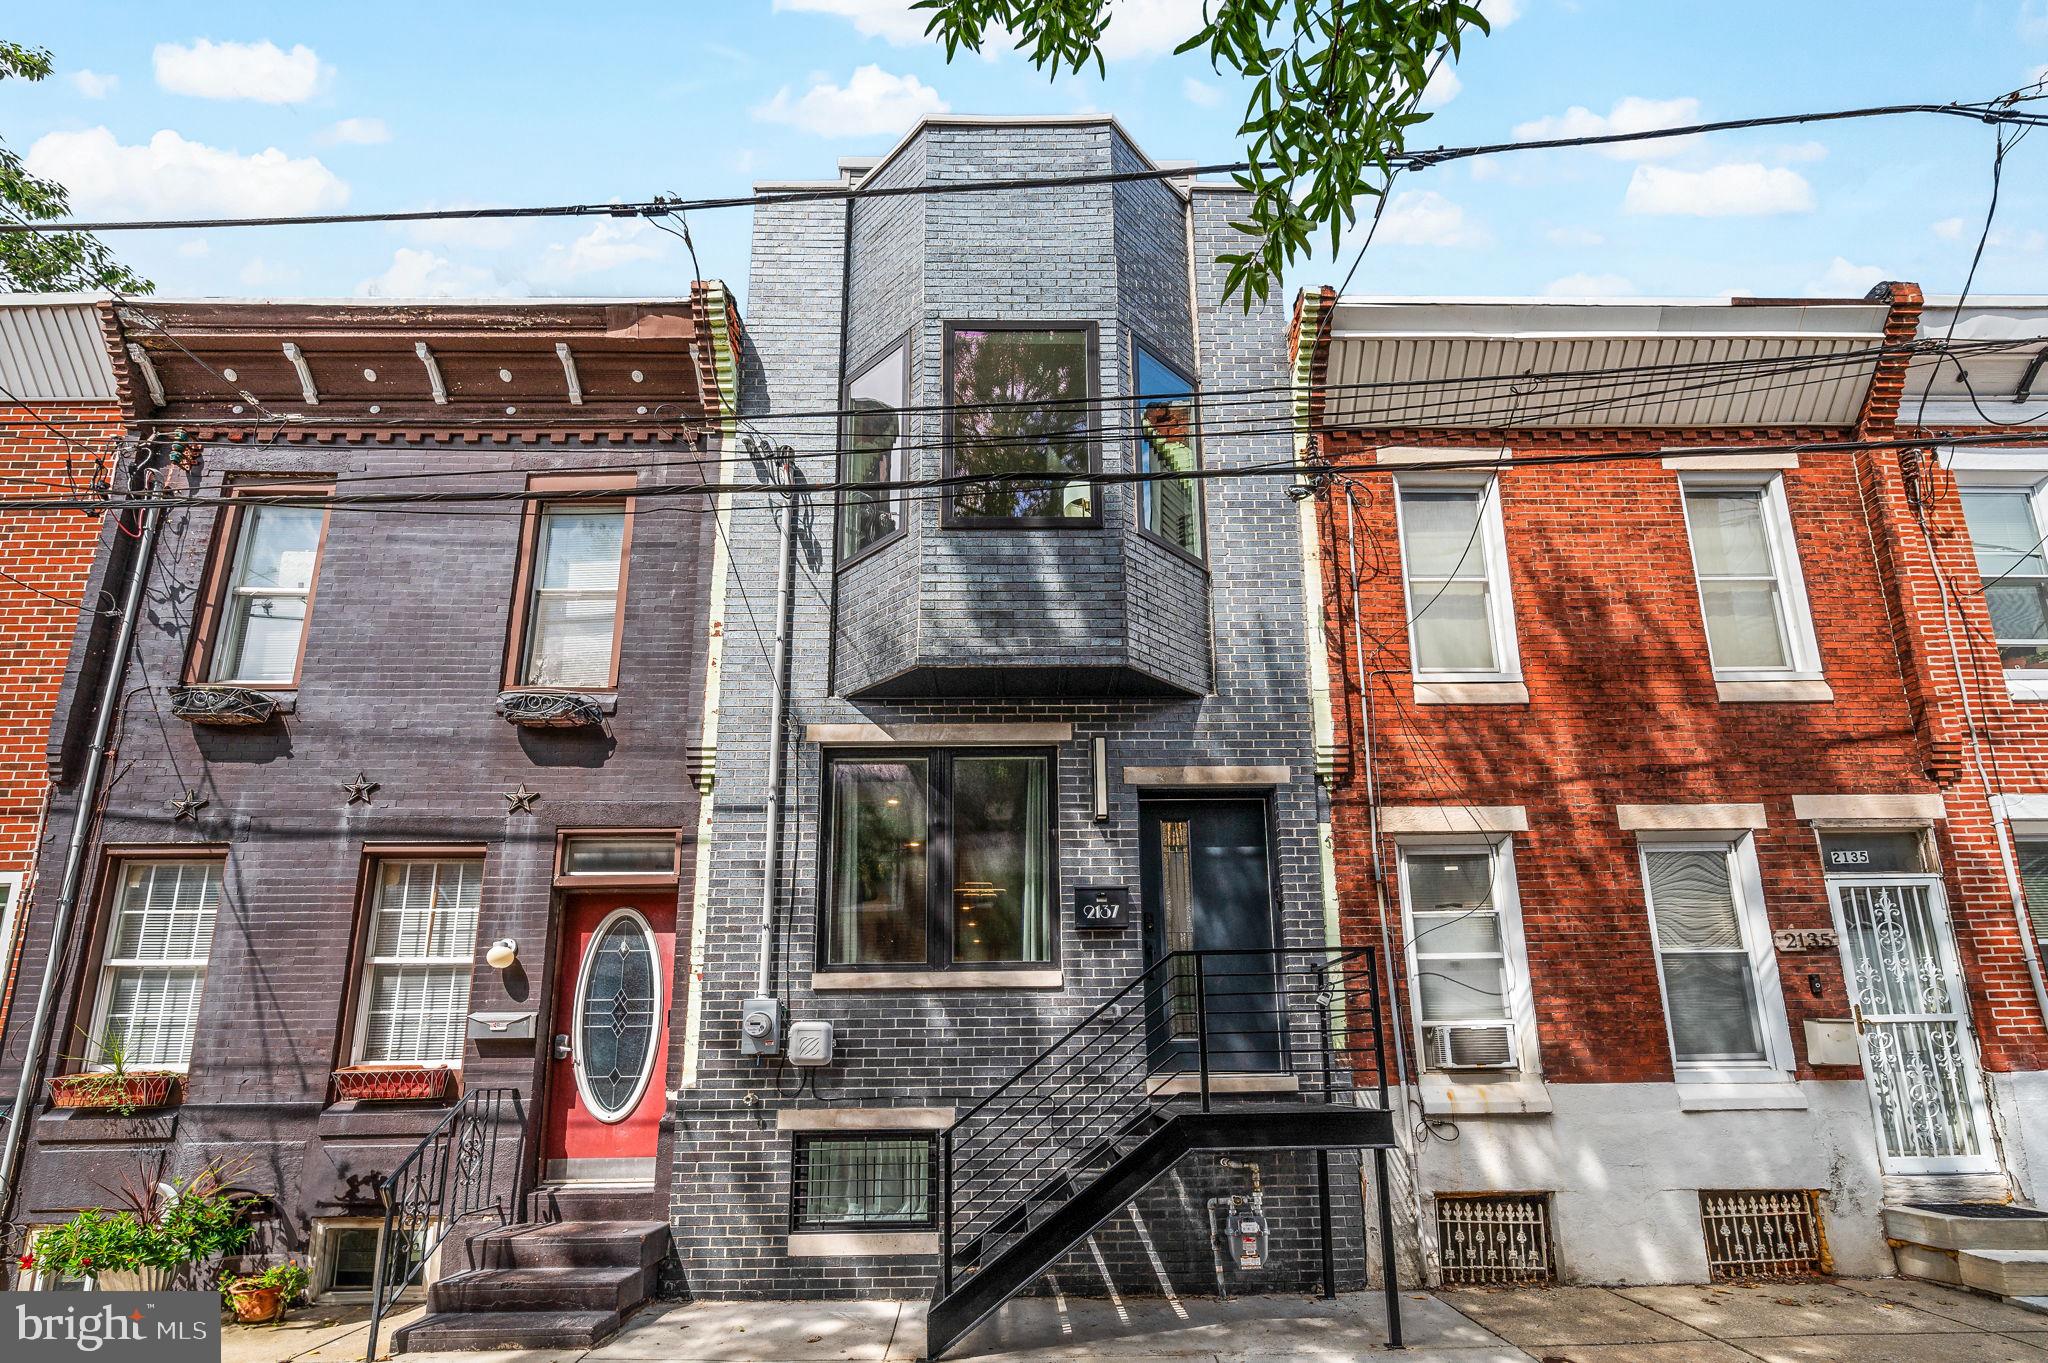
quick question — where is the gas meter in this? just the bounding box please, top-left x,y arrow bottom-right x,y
1234,1205 -> 1269,1270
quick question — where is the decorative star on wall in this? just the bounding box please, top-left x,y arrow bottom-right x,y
166,789 -> 208,822
504,785 -> 539,813
342,772 -> 380,806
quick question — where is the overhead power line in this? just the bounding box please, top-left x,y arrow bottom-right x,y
6,95 -> 2043,236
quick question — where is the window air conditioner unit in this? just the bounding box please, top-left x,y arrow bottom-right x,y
1428,1023 -> 1516,1070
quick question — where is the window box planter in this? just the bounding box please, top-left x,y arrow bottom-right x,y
167,685 -> 280,726
48,1071 -> 179,1112
331,1065 -> 450,1103
496,689 -> 606,729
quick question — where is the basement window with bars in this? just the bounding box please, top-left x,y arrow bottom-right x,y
84,860 -> 224,1071
790,1134 -> 937,1230
1435,1193 -> 1555,1286
354,859 -> 483,1066
1700,1190 -> 1826,1279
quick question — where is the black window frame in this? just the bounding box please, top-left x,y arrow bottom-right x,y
1131,336 -> 1207,567
816,745 -> 1061,974
939,319 -> 1103,529
788,1132 -> 940,1232
837,331 -> 913,567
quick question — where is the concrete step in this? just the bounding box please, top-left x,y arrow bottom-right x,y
428,1264 -> 652,1314
1958,1248 -> 2048,1299
525,1183 -> 664,1223
393,1308 -> 623,1352
1887,1204 -> 2048,1253
473,1220 -> 670,1271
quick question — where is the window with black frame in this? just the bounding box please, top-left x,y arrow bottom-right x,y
945,324 -> 1095,522
822,749 -> 1053,970
790,1134 -> 936,1230
840,341 -> 907,559
1135,344 -> 1201,557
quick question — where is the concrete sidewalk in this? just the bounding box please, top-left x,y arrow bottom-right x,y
222,1279 -> 2048,1363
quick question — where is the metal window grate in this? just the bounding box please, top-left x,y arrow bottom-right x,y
1436,1193 -> 1555,1286
1700,1190 -> 1826,1280
791,1134 -> 937,1231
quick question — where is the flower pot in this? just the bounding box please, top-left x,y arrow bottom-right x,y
331,1066 -> 449,1102
48,1072 -> 179,1111
99,1266 -> 176,1292
227,1286 -> 282,1324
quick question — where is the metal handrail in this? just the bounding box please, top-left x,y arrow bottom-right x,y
364,1086 -> 522,1362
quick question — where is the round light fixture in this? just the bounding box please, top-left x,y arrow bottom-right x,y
485,938 -> 519,970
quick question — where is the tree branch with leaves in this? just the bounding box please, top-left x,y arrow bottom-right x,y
915,0 -> 1485,305
0,40 -> 150,294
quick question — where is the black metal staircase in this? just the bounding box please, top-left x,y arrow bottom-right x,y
927,947 -> 1401,1361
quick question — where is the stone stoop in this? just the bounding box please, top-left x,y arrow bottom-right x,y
391,1219 -> 670,1353
1885,1204 -> 2048,1311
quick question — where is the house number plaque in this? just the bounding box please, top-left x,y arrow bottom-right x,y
1074,885 -> 1131,929
1773,928 -> 1838,951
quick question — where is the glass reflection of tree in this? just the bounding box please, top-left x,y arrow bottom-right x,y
844,398 -> 900,554
951,329 -> 1090,519
1142,398 -> 1198,552
843,767 -> 926,964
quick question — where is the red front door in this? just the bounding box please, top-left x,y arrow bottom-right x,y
541,891 -> 675,1181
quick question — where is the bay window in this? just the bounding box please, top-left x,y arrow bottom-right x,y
1680,476 -> 1822,679
355,859 -> 483,1066
85,860 -> 223,1071
943,323 -> 1096,524
841,341 -> 908,559
1394,476 -> 1520,681
1135,343 -> 1201,557
198,486 -> 330,687
822,749 -> 1052,970
1638,837 -> 1791,1080
513,499 -> 629,689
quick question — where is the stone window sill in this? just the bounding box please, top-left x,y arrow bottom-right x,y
1675,1081 -> 1809,1112
1716,679 -> 1834,703
811,969 -> 1063,992
1413,681 -> 1528,705
2007,673 -> 2048,702
1417,1073 -> 1553,1116
786,1231 -> 937,1258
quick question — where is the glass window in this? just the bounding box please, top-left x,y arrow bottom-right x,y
559,834 -> 676,879
209,499 -> 327,684
1961,488 -> 2048,671
841,343 -> 907,558
1641,845 -> 1768,1068
1682,478 -> 1818,676
87,861 -> 223,1071
519,504 -> 627,689
1817,830 -> 1930,876
2019,837 -> 2048,956
823,750 -> 1052,970
1135,345 -> 1200,556
323,1226 -> 380,1293
357,860 -> 482,1065
1400,846 -> 1519,1069
1396,478 -> 1516,678
792,1134 -> 935,1229
946,325 -> 1094,522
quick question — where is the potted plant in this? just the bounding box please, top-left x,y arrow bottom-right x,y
219,1260 -> 310,1324
330,1064 -> 450,1102
49,1031 -> 179,1116
20,1161 -> 259,1291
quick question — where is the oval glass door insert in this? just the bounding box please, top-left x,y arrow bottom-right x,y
572,908 -> 660,1123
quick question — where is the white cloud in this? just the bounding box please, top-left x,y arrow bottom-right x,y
1372,190 -> 1490,247
68,70 -> 118,98
176,238 -> 210,258
1932,216 -> 1966,241
26,127 -> 348,217
1768,140 -> 1828,163
1514,95 -> 1702,160
1545,272 -> 1635,297
1182,76 -> 1222,108
1544,225 -> 1605,247
1992,226 -> 2048,254
1483,0 -> 1523,23
238,257 -> 299,291
770,0 -> 932,45
1097,0 -> 1204,61
357,248 -> 521,299
402,204 -> 526,250
535,218 -> 671,282
1419,63 -> 1462,111
753,65 -> 947,137
1623,162 -> 1814,217
1808,257 -> 1886,296
153,39 -> 328,104
321,117 -> 390,146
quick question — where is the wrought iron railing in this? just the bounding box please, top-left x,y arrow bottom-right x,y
938,947 -> 1387,1294
364,1086 -> 522,1361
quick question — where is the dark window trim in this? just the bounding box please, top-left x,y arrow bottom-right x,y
787,1132 -> 939,1232
503,477 -> 636,693
940,319 -> 1103,530
837,331 -> 915,569
815,746 -> 1061,974
185,479 -> 335,690
1130,336 -> 1209,570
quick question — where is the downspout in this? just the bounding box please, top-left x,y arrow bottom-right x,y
0,443 -> 169,1215
753,464 -> 798,1002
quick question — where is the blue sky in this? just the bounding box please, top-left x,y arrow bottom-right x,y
3,1 -> 2044,306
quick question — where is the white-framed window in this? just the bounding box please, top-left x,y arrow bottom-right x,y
355,860 -> 483,1066
206,495 -> 329,687
23,1226 -> 94,1291
0,869 -> 22,986
1636,834 -> 1793,1082
1396,839 -> 1539,1073
2016,829 -> 2048,957
1393,474 -> 1520,683
516,503 -> 629,690
84,860 -> 223,1072
1678,475 -> 1822,680
1957,476 -> 2048,687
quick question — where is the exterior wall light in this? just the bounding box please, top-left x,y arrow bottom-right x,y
485,938 -> 519,970
1092,735 -> 1110,822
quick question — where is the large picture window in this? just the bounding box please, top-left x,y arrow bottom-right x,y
944,323 -> 1096,524
823,749 -> 1053,970
1679,476 -> 1822,679
1960,484 -> 2048,674
356,859 -> 483,1066
1394,475 -> 1520,681
199,487 -> 331,686
1638,837 -> 1790,1080
85,860 -> 224,1071
1135,344 -> 1201,557
514,501 -> 629,689
840,341 -> 908,559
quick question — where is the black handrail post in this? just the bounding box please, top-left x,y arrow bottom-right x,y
365,1185 -> 396,1362
1193,955 -> 1212,1114
941,1128 -> 955,1295
1319,974 -> 1335,1106
1374,1145 -> 1403,1349
1316,1149 -> 1335,1300
1369,951 -> 1390,1108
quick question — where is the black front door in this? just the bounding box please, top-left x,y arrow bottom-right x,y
1138,798 -> 1283,1074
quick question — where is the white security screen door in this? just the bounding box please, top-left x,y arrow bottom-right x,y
1828,873 -> 1997,1174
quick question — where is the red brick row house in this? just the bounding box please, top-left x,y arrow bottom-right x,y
1296,285 -> 2048,1290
